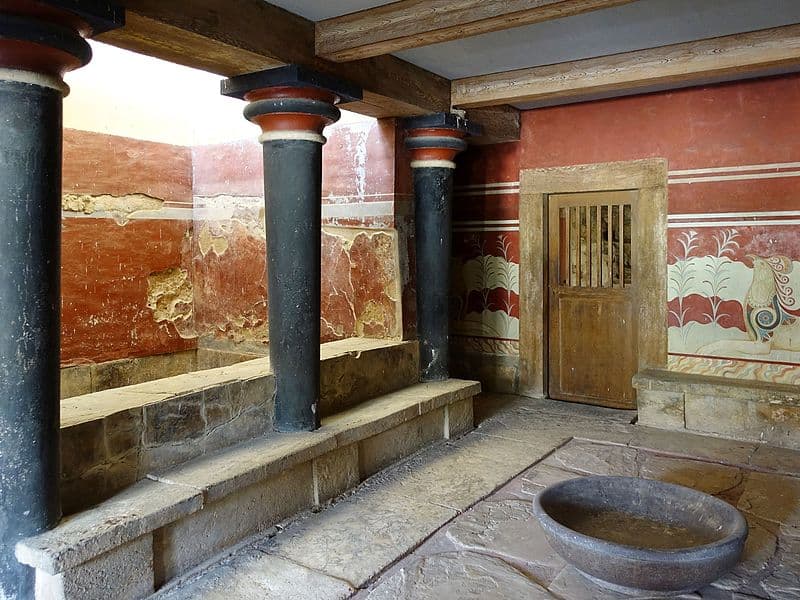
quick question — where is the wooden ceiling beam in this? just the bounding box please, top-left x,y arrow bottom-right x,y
97,0 -> 451,118
316,0 -> 637,62
466,106 -> 521,145
452,24 -> 800,108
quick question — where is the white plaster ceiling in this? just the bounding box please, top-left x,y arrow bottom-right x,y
268,0 -> 395,21
269,0 -> 800,81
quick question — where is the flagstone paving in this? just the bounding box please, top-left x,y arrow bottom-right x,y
153,394 -> 800,600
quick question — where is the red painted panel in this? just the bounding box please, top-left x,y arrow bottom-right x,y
61,218 -> 196,365
63,129 -> 192,203
520,74 -> 800,172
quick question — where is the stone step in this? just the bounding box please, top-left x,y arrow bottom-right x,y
60,338 -> 419,514
17,379 -> 480,600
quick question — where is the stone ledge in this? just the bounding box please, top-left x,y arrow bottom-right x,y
59,338 -> 419,514
634,368 -> 800,450
16,479 -> 202,575
18,379 -> 480,585
633,368 -> 800,406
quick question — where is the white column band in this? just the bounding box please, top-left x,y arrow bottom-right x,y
0,68 -> 69,96
259,131 -> 327,144
411,159 -> 457,169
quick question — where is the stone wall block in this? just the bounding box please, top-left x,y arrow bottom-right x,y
104,409 -> 144,458
451,352 -> 519,395
358,409 -> 445,479
61,366 -> 92,399
34,534 -> 153,600
685,394 -> 747,439
91,358 -> 137,393
202,406 -> 271,455
202,385 -> 234,430
154,463 -> 314,585
638,389 -> 685,430
313,444 -> 360,505
143,392 -> 205,446
231,375 -> 275,421
319,342 -> 418,416
445,398 -> 474,439
61,420 -> 106,481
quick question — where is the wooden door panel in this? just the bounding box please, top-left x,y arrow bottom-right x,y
549,289 -> 637,407
548,190 -> 638,409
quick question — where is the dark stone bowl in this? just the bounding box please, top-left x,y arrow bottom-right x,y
533,476 -> 748,597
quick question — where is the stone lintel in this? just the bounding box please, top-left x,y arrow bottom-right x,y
221,64 -> 362,103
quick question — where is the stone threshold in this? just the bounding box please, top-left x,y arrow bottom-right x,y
60,337 -> 419,514
634,368 -> 800,451
17,379 -> 480,599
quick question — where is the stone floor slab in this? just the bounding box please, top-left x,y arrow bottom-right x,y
737,471 -> 800,528
256,483 -> 456,588
442,499 -> 566,586
748,444 -> 800,477
627,427 -> 758,467
358,551 -> 556,599
151,396 -> 800,600
541,439 -> 639,476
365,434 -> 549,513
155,548 -> 354,600
637,453 -> 746,502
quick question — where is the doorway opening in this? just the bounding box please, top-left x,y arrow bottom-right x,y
518,159 -> 668,408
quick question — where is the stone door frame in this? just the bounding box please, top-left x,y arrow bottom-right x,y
518,159 -> 669,400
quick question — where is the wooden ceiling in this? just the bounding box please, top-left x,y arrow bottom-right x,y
98,0 -> 800,144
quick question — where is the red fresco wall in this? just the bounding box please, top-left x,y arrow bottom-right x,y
62,116 -> 412,368
452,74 -> 800,386
61,130 -> 196,366
191,117 -> 410,348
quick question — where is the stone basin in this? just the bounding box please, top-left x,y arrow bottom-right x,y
532,476 -> 748,597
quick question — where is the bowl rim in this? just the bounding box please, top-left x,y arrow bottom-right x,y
532,475 -> 748,563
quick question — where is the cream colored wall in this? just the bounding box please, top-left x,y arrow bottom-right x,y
63,41 -> 368,146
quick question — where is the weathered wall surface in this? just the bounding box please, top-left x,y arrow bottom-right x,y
452,74 -> 800,388
62,116 -> 412,368
61,130 -> 197,366
191,117 -> 408,350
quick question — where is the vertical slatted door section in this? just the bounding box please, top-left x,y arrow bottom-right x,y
548,190 -> 637,408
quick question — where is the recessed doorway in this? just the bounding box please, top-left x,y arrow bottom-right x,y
518,159 -> 668,407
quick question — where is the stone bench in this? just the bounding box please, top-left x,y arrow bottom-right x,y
633,368 -> 800,450
61,338 -> 418,513
18,379 -> 480,600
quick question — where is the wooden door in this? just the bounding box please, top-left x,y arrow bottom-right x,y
547,191 -> 638,409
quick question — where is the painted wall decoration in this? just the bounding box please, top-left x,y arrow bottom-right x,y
668,222 -> 800,384
449,73 -> 800,386
450,174 -> 521,358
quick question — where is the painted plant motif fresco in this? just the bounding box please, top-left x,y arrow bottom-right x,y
667,227 -> 800,384
451,232 -> 520,349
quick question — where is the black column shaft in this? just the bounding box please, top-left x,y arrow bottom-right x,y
413,166 -> 454,381
263,139 -> 322,431
0,80 -> 62,599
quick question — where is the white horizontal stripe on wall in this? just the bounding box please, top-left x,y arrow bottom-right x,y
452,226 -> 521,232
321,201 -> 394,219
668,171 -> 800,185
454,181 -> 520,190
450,161 -> 800,194
454,219 -> 520,226
668,219 -> 800,228
669,161 -> 800,176
670,210 -> 800,220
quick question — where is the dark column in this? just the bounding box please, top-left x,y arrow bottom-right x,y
223,66 -> 362,432
0,2 -> 122,597
404,114 -> 480,381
